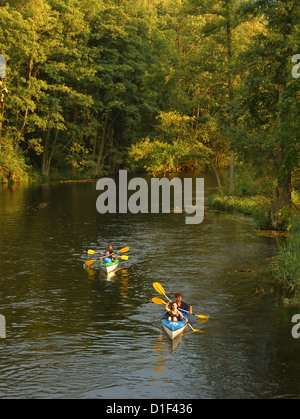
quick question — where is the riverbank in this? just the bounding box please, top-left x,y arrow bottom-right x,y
208,191 -> 300,305
1,178 -> 299,398
271,220 -> 300,306
208,193 -> 272,229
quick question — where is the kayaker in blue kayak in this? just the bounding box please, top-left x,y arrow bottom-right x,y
165,301 -> 188,323
173,293 -> 193,315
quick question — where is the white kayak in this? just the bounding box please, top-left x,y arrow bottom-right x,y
100,258 -> 119,273
161,311 -> 188,339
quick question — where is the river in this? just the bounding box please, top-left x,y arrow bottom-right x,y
0,171 -> 299,399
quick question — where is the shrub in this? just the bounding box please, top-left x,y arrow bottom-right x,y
271,217 -> 300,305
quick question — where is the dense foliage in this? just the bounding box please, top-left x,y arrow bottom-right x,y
0,1 -> 299,214
0,0 -> 299,302
271,218 -> 300,305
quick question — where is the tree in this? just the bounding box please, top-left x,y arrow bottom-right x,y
182,0 -> 265,193
129,110 -> 213,175
232,0 -> 300,229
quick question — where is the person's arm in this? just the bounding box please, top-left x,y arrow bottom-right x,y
176,309 -> 188,322
183,301 -> 192,314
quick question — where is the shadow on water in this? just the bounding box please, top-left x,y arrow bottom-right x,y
0,172 -> 300,398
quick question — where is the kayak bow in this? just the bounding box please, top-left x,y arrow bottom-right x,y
100,258 -> 119,273
161,311 -> 188,339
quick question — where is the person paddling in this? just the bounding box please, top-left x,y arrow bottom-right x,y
100,245 -> 117,262
107,245 -> 117,260
100,250 -> 112,264
165,301 -> 188,323
174,293 -> 192,315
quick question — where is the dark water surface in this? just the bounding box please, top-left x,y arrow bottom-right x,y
0,172 -> 299,399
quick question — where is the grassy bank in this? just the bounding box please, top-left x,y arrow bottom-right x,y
208,193 -> 272,229
209,190 -> 300,305
271,220 -> 300,306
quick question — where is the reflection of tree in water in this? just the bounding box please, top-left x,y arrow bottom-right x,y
83,266 -> 130,300
119,269 -> 129,302
150,334 -> 187,382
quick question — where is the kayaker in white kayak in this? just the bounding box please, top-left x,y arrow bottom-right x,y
107,245 -> 117,260
100,250 -> 111,264
100,245 -> 117,262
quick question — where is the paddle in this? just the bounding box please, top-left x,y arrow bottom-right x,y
85,246 -> 129,266
151,296 -> 203,333
85,259 -> 96,266
152,297 -> 209,323
153,282 -> 170,300
87,246 -> 129,255
84,254 -> 129,266
152,297 -> 168,305
152,282 -> 209,320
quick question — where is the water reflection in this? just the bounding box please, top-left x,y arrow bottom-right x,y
153,333 -> 184,355
83,265 -> 130,285
1,173 -> 300,399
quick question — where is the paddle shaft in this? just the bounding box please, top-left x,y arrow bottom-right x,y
168,303 -> 208,320
85,255 -> 128,266
152,297 -> 197,332
152,282 -> 204,332
152,283 -> 208,319
87,246 -> 129,255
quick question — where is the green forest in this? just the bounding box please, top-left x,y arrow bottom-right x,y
0,0 -> 299,298
0,0 -> 299,215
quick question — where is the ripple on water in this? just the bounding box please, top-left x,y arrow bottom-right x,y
0,179 -> 299,399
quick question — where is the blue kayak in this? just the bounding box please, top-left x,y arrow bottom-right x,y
161,311 -> 188,339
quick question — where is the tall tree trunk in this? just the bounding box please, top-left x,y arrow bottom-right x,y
229,150 -> 235,195
92,125 -> 98,160
226,15 -> 235,196
14,57 -> 33,144
96,115 -> 108,174
42,128 -> 59,177
0,96 -> 4,136
210,159 -> 223,189
42,127 -> 51,176
281,172 -> 291,207
271,85 -> 292,229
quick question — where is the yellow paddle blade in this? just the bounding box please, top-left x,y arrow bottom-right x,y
191,328 -> 205,333
119,246 -> 129,253
87,246 -> 129,255
187,323 -> 205,333
87,249 -> 96,255
196,314 -> 209,320
152,297 -> 167,305
85,259 -> 95,266
153,282 -> 166,297
119,255 -> 129,260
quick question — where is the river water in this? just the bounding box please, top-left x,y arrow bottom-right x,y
0,171 -> 299,399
